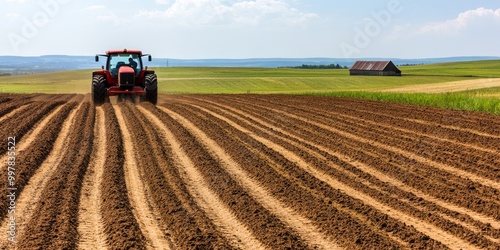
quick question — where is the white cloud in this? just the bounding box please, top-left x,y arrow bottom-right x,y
420,7 -> 500,33
392,23 -> 411,33
96,14 -> 126,25
5,0 -> 26,3
155,0 -> 171,5
85,5 -> 106,11
136,0 -> 316,26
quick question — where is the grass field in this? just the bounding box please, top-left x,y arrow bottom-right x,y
310,91 -> 500,114
0,60 -> 499,113
0,69 -> 91,94
157,67 -> 480,94
401,60 -> 500,77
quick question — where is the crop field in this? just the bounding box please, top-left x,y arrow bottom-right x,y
1,60 -> 499,115
0,93 -> 499,249
1,60 -> 500,95
0,68 -> 469,94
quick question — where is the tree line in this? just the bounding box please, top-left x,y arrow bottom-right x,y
279,64 -> 349,69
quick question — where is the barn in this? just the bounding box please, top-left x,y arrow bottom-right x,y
349,61 -> 402,76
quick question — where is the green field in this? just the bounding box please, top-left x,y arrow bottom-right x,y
156,68 -> 474,94
309,91 -> 500,114
0,60 -> 499,114
401,60 -> 500,77
0,70 -> 91,94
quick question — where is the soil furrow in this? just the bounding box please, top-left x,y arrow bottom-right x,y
0,102 -> 65,170
402,117 -> 500,139
289,106 -> 499,178
0,96 -> 11,104
223,95 -> 500,169
162,103 -> 437,249
191,97 -> 500,231
155,105 -> 315,249
18,102 -> 94,249
0,104 -> 30,124
190,98 -> 500,246
77,106 -> 108,250
1,94 -> 498,249
0,102 -> 76,249
319,105 -> 500,154
242,94 -> 500,136
100,104 -> 146,249
136,103 -> 263,249
207,96 -> 500,189
161,106 -> 353,250
232,95 -> 500,154
0,101 -> 63,156
0,100 -> 32,121
269,97 -> 500,169
181,102 -> 480,250
213,96 -> 500,223
256,101 -> 500,191
0,102 -> 75,224
273,108 -> 500,211
237,97 -> 500,191
114,105 -> 171,250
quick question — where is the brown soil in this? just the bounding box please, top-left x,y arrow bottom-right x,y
99,103 -> 147,250
18,102 -> 94,249
137,104 -> 263,249
0,101 -> 83,250
114,104 -> 172,249
0,93 -> 498,249
77,106 -> 107,249
380,78 -> 500,93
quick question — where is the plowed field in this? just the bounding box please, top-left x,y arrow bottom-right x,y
0,93 -> 499,250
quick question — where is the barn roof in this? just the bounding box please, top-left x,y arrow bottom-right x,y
350,61 -> 395,71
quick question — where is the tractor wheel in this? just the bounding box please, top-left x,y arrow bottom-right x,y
144,74 -> 158,105
92,75 -> 107,105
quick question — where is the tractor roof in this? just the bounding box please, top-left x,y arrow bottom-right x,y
106,49 -> 142,55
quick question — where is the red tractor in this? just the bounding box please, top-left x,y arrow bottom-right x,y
92,49 -> 157,105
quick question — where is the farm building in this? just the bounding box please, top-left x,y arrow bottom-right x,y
350,61 -> 402,76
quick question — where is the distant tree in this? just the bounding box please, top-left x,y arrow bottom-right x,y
278,64 -> 348,69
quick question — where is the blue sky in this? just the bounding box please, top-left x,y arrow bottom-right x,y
1,0 -> 499,58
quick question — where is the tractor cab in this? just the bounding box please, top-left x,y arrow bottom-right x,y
92,49 -> 157,105
108,53 -> 142,77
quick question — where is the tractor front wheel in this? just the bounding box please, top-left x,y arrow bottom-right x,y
92,75 -> 107,105
144,74 -> 158,105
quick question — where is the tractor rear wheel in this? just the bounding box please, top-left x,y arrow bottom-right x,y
144,74 -> 158,105
92,75 -> 107,105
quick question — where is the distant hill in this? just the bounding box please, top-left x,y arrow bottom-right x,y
0,55 -> 498,75
0,55 -> 95,75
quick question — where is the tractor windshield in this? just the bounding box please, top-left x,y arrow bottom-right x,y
108,53 -> 142,77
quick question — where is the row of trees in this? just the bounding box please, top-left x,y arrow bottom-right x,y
279,64 -> 349,69
398,63 -> 425,67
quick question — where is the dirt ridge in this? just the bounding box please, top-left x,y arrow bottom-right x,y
184,103 -> 477,250
0,93 -> 498,249
137,104 -> 264,249
77,106 -> 108,250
